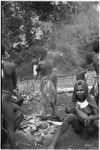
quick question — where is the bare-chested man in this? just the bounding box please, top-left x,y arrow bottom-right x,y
1,45 -> 23,149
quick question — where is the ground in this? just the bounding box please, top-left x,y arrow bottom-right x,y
15,71 -> 98,149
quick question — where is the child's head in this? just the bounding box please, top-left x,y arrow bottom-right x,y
52,68 -> 57,74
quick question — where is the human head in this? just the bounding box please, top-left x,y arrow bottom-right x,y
72,80 -> 89,103
52,68 -> 57,75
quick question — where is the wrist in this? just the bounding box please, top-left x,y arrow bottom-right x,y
89,115 -> 94,120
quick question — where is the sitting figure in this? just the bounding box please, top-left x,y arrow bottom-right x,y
48,80 -> 99,149
1,46 -> 23,149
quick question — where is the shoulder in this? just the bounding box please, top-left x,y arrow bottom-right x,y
4,60 -> 16,68
88,95 -> 96,104
3,61 -> 16,74
88,95 -> 98,110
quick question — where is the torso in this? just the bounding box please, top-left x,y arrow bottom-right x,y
77,100 -> 93,115
82,105 -> 93,115
2,60 -> 15,93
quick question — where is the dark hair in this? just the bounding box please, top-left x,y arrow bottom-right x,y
72,80 -> 89,103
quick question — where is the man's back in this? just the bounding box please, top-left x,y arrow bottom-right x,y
2,60 -> 17,93
37,59 -> 53,77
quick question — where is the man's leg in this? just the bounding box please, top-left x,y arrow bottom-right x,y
50,84 -> 57,116
14,109 -> 23,131
12,102 -> 23,131
3,105 -> 16,148
50,100 -> 56,116
2,94 -> 16,149
87,120 -> 98,135
48,113 -> 82,149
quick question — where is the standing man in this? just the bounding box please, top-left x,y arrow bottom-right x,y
1,45 -> 23,149
36,57 -> 58,115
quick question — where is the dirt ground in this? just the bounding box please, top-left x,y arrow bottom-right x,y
15,71 -> 98,149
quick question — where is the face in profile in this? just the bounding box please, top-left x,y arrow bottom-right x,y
76,85 -> 85,101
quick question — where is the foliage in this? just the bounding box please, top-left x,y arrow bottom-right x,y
51,2 -> 99,68
1,2 -> 99,79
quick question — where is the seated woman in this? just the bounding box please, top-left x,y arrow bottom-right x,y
48,80 -> 99,149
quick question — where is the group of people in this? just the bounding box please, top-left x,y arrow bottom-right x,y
1,45 -> 99,149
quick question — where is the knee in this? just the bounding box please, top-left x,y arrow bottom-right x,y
65,106 -> 76,114
65,106 -> 72,114
64,114 -> 77,123
15,110 -> 23,121
87,126 -> 97,135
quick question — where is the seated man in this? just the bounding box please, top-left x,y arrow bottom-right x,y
48,80 -> 99,149
1,46 -> 23,149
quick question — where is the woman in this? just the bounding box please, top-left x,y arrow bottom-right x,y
48,80 -> 99,149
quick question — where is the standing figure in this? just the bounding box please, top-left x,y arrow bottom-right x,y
36,58 -> 58,116
1,46 -> 23,149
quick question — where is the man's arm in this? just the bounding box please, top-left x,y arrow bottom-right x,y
12,70 -> 17,89
89,107 -> 99,121
75,105 -> 88,120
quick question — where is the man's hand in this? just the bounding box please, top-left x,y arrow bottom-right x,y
84,118 -> 91,126
88,115 -> 94,121
75,103 -> 80,110
84,115 -> 94,126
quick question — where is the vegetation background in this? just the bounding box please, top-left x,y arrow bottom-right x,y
1,1 -> 99,81
1,2 -> 99,149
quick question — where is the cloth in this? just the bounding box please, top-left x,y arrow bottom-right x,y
77,99 -> 89,109
68,95 -> 98,115
33,65 -> 38,76
40,76 -> 56,104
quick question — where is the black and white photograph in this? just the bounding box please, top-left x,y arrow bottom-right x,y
1,1 -> 99,149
